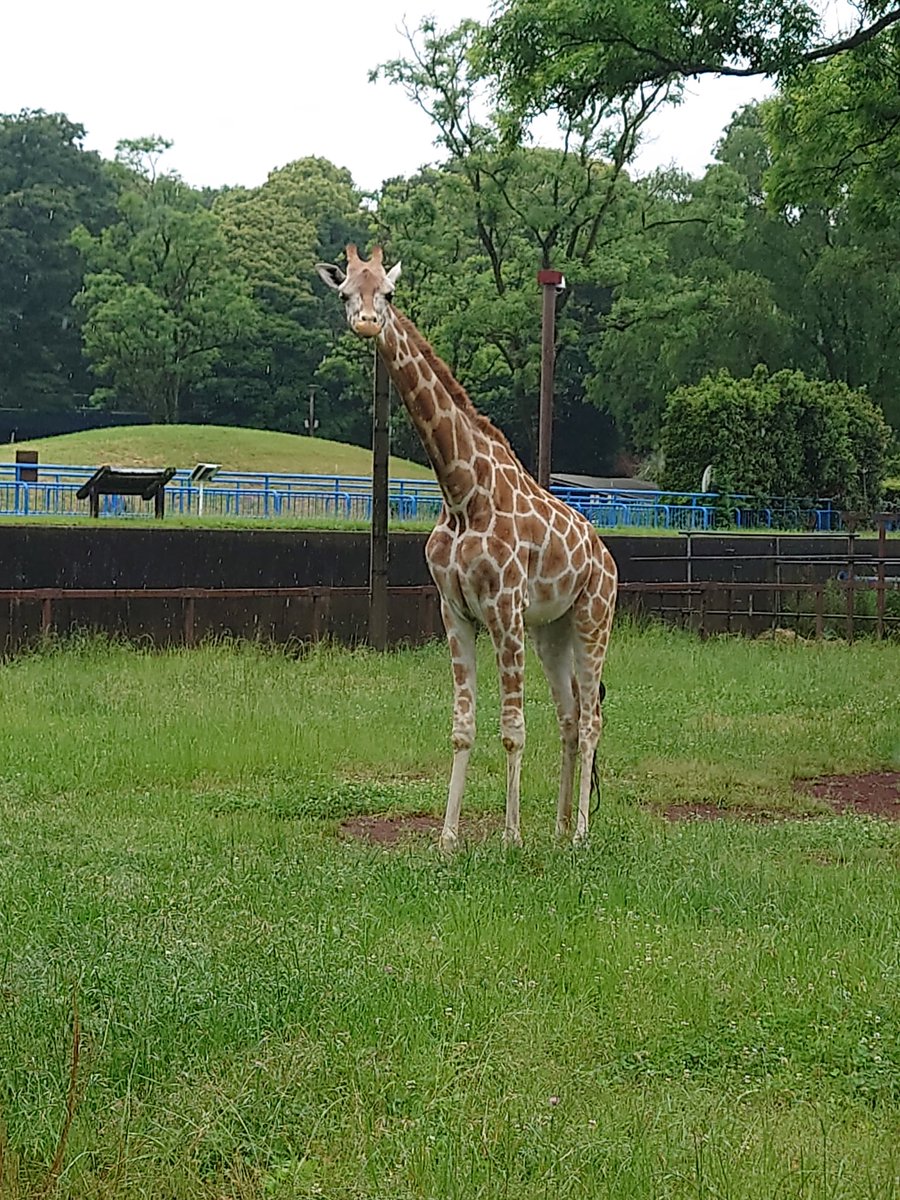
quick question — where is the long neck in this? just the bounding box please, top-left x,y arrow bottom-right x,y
377,307 -> 490,511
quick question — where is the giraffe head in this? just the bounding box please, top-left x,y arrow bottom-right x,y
316,244 -> 402,338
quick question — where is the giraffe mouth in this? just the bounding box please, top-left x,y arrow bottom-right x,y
352,318 -> 383,338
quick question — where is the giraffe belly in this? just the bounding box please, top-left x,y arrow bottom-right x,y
434,568 -> 575,628
523,587 -> 576,627
428,527 -> 581,628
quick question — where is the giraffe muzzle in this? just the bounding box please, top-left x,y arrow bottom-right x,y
352,317 -> 383,338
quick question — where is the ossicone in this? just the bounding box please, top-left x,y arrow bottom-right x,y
315,262 -> 345,290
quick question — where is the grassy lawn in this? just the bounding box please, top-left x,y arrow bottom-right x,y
0,424 -> 434,480
0,625 -> 898,1198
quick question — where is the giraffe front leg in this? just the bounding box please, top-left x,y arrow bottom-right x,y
486,610 -> 526,849
439,607 -> 477,855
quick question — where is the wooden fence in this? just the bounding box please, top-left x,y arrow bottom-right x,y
1,576 -> 896,654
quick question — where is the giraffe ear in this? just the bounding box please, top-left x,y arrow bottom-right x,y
316,263 -> 345,291
385,261 -> 402,290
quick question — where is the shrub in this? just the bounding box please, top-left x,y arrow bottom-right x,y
660,366 -> 891,508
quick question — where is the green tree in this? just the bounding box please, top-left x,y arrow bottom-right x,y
265,158 -> 372,263
378,154 -> 637,470
199,173 -> 320,431
200,157 -> 374,440
373,18 -> 663,470
590,105 -> 900,447
481,0 -> 900,119
660,366 -> 891,507
0,109 -> 116,410
73,139 -> 254,422
765,31 -> 900,226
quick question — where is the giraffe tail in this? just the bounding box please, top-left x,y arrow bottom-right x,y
589,680 -> 607,818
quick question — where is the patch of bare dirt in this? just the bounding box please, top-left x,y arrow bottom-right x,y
338,813 -> 500,846
662,803 -> 780,822
340,774 -> 900,841
796,772 -> 900,820
663,803 -> 735,822
663,773 -> 900,823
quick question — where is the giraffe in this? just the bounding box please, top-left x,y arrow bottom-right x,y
317,245 -> 617,850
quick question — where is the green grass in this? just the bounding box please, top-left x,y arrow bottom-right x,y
0,423 -> 434,479
0,626 -> 898,1198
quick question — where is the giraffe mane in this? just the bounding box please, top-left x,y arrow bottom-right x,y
393,309 -> 521,464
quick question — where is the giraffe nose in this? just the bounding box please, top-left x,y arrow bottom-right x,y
352,314 -> 383,337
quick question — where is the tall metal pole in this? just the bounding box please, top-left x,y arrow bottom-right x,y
537,269 -> 564,490
369,349 -> 390,650
307,384 -> 317,436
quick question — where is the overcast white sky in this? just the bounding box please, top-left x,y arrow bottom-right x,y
4,0 -> 771,192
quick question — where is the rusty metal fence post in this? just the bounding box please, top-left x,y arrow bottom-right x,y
536,268 -> 563,490
369,352 -> 390,650
876,516 -> 887,640
845,529 -> 856,643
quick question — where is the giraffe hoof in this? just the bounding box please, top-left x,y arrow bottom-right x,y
572,831 -> 590,849
439,830 -> 459,856
502,829 -> 523,850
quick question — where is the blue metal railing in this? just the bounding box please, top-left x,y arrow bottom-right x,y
0,461 -> 840,531
549,486 -> 837,532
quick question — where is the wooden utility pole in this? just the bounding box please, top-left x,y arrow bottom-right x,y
537,269 -> 564,489
369,350 -> 390,650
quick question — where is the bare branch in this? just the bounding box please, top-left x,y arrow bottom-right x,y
549,8 -> 900,87
803,8 -> 900,62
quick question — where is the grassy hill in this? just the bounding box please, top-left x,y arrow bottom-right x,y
0,424 -> 435,479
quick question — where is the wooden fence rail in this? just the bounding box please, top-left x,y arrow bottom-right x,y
1,577 -> 897,653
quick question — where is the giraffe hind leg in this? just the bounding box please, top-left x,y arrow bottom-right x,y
530,616 -> 579,840
572,590 -> 615,845
587,683 -> 607,815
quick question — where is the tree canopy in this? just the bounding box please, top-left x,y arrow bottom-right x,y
1,36 -> 898,501
587,104 -> 900,446
0,109 -> 116,411
198,157 -> 375,440
73,139 -> 255,423
765,30 -> 900,225
481,0 -> 900,118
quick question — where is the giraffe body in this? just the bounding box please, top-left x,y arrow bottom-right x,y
317,246 -> 617,849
